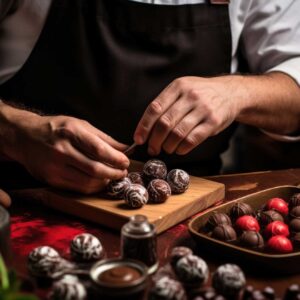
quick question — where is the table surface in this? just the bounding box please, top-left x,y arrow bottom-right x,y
7,167 -> 300,299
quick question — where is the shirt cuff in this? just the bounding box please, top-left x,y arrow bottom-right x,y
266,57 -> 300,86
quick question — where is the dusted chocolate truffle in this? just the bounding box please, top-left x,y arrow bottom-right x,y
284,284 -> 300,300
49,275 -> 87,300
240,231 -> 264,249
259,210 -> 284,227
229,202 -> 254,221
212,264 -> 246,298
149,276 -> 186,300
167,169 -> 190,194
175,254 -> 209,286
262,286 -> 276,300
70,233 -> 104,262
128,172 -> 145,186
206,213 -> 232,231
28,246 -> 62,278
212,225 -> 237,242
289,206 -> 300,219
170,246 -> 193,267
289,218 -> 300,233
148,179 -> 171,204
106,177 -> 131,199
289,193 -> 300,209
124,184 -> 149,208
143,159 -> 167,181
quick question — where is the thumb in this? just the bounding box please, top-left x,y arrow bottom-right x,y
0,189 -> 11,207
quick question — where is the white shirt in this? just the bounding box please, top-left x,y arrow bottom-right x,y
0,0 -> 300,86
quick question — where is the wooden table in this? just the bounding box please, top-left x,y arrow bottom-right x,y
6,167 -> 300,298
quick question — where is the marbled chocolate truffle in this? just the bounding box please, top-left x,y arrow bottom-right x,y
212,264 -> 246,298
170,246 -> 193,267
175,254 -> 209,286
143,159 -> 167,181
106,177 -> 131,199
28,246 -> 62,278
289,193 -> 300,209
49,275 -> 87,300
167,169 -> 190,194
148,179 -> 171,204
259,210 -> 284,226
70,233 -> 104,262
289,206 -> 300,219
239,231 -> 264,249
149,276 -> 186,300
206,213 -> 232,231
211,225 -> 237,242
229,202 -> 254,221
124,184 -> 149,208
127,172 -> 145,186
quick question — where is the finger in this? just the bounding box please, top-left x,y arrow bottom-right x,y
134,81 -> 181,145
0,189 -> 11,207
147,96 -> 194,155
161,109 -> 205,154
175,122 -> 214,155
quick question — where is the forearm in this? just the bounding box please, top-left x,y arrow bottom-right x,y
232,72 -> 300,135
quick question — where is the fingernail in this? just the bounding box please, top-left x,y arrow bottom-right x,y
134,134 -> 144,145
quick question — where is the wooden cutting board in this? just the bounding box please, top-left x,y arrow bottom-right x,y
34,175 -> 224,234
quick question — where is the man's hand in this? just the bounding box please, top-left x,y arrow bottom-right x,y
0,103 -> 129,194
134,76 -> 239,156
0,188 -> 11,207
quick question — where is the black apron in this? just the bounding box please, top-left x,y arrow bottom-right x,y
0,0 -> 234,176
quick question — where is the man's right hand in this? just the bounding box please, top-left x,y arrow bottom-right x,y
0,102 -> 129,194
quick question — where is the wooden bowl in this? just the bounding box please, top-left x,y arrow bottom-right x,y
188,185 -> 300,275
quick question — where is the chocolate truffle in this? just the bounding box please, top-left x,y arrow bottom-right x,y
148,179 -> 171,204
291,232 -> 300,248
106,177 -> 131,199
149,276 -> 186,300
28,246 -> 62,278
289,218 -> 300,233
206,213 -> 232,231
289,193 -> 300,209
267,235 -> 293,253
284,284 -> 300,300
240,231 -> 264,249
175,254 -> 209,286
211,225 -> 237,242
170,246 -> 193,267
230,202 -> 254,221
262,286 -> 276,300
266,198 -> 289,216
70,233 -> 104,262
127,172 -> 145,186
264,221 -> 290,239
143,159 -> 167,182
167,169 -> 190,194
259,210 -> 284,227
49,275 -> 87,300
212,264 -> 246,298
289,206 -> 300,219
124,184 -> 149,208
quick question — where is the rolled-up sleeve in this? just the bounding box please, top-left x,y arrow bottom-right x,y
241,0 -> 300,85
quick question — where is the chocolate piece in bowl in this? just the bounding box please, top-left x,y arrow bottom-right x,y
265,197 -> 289,216
167,169 -> 190,194
235,216 -> 260,233
264,221 -> 290,239
206,213 -> 232,231
239,231 -> 264,250
211,225 -> 237,242
267,235 -> 293,254
259,210 -> 284,227
128,172 -> 145,186
289,206 -> 300,219
289,218 -> 300,233
289,193 -> 300,209
148,179 -> 171,204
124,184 -> 149,208
70,233 -> 104,262
229,202 -> 254,221
212,264 -> 246,299
143,159 -> 167,182
174,254 -> 209,287
106,177 -> 131,199
170,246 -> 193,268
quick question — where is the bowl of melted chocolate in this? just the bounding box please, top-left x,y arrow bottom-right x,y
90,258 -> 148,299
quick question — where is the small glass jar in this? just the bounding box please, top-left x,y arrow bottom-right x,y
121,215 -> 158,274
90,258 -> 148,300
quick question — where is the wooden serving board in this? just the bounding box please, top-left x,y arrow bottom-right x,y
34,175 -> 224,234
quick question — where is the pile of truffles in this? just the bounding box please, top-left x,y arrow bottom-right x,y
203,192 -> 300,254
27,233 -> 105,300
106,159 -> 190,208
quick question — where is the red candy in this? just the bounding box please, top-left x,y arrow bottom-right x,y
266,198 -> 289,216
264,221 -> 290,239
235,216 -> 260,232
267,235 -> 293,253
